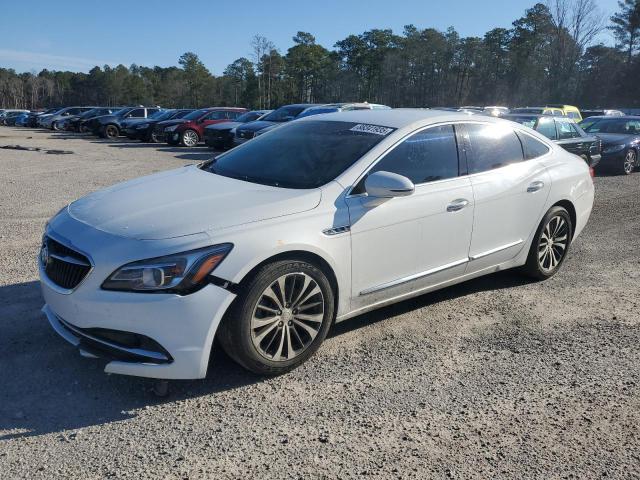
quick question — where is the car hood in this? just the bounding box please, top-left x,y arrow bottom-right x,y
67,166 -> 322,240
206,121 -> 242,132
597,133 -> 640,146
237,120 -> 278,133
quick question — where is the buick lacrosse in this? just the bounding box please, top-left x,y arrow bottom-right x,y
40,110 -> 594,379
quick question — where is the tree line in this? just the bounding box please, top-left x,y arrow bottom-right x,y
1,1 -> 639,111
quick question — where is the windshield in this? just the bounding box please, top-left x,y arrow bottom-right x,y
512,108 -> 544,114
297,107 -> 340,119
581,118 -> 640,134
506,116 -> 538,128
172,110 -> 193,119
115,108 -> 134,118
262,106 -> 309,123
201,120 -> 394,189
149,110 -> 170,120
236,111 -> 263,122
183,108 -> 210,120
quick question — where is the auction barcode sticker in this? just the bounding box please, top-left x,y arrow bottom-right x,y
350,124 -> 394,136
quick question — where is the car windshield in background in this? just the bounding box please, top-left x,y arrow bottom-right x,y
115,108 -> 134,117
149,110 -> 170,120
298,107 -> 340,118
507,115 -> 538,128
182,108 -> 210,120
201,120 -> 394,189
235,111 -> 262,122
512,108 -> 544,114
262,106 -> 308,122
581,118 -> 640,134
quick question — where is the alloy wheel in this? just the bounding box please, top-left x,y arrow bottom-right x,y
250,272 -> 325,361
623,150 -> 636,174
538,215 -> 569,273
105,125 -> 118,138
182,130 -> 199,147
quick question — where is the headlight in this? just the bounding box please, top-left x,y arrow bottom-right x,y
603,144 -> 626,154
136,123 -> 149,129
102,244 -> 232,294
165,125 -> 178,132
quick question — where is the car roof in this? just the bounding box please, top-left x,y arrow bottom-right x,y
297,108 -> 505,129
584,115 -> 640,120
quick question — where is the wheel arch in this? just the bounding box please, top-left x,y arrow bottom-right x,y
551,199 -> 576,240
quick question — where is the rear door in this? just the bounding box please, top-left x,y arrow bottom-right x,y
461,122 -> 552,272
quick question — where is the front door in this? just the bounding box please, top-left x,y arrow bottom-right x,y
347,124 -> 474,310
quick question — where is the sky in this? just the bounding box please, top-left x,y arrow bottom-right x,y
0,0 -> 621,74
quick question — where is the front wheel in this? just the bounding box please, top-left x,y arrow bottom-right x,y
52,121 -> 61,131
103,124 -> 119,139
521,206 -> 573,280
217,260 -> 335,375
180,129 -> 199,147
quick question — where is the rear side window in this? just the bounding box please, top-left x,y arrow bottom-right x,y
227,111 -> 243,119
557,121 -> 581,139
128,108 -> 145,118
535,117 -> 557,140
365,125 -> 459,185
464,123 -> 524,174
517,132 -> 550,160
567,111 -> 580,120
205,111 -> 228,120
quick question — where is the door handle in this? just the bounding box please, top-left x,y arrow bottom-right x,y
447,199 -> 469,212
527,181 -> 545,193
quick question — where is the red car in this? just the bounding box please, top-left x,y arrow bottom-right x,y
162,107 -> 247,147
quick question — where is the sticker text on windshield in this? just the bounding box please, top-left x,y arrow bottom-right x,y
350,124 -> 394,136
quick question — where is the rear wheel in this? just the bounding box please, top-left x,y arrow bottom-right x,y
181,129 -> 199,147
521,206 -> 573,280
217,260 -> 335,375
620,149 -> 637,175
103,124 -> 119,139
52,121 -> 61,131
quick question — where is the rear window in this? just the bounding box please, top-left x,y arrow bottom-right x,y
202,120 -> 394,189
517,132 -> 550,160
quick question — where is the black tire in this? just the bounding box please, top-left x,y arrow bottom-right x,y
103,124 -> 119,139
217,260 -> 335,375
521,206 -> 573,280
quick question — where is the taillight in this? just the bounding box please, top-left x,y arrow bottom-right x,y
589,167 -> 595,178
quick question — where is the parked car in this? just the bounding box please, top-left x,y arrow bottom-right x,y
504,114 -> 602,168
24,108 -> 59,128
125,109 -> 194,142
90,107 -> 161,139
296,102 -> 391,119
204,110 -> 272,150
162,107 -> 247,147
483,106 -> 510,117
545,104 -> 582,121
0,109 -> 29,125
39,109 -> 594,380
581,109 -> 625,119
14,112 -> 31,126
63,107 -> 122,132
2,110 -> 30,126
234,104 -> 321,146
579,116 -> 640,175
511,106 -> 565,116
41,107 -> 96,130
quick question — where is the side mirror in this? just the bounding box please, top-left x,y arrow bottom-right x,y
364,171 -> 414,205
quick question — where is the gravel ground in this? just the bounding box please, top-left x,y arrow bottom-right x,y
0,127 -> 638,479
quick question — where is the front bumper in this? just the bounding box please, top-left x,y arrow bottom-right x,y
38,216 -> 237,379
597,150 -> 627,168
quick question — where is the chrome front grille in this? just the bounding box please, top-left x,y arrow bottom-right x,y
41,236 -> 92,290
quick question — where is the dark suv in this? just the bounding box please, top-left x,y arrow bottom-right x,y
161,107 -> 247,147
65,107 -> 121,132
504,114 -> 602,167
89,107 -> 161,139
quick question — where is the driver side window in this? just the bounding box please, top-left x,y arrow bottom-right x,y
353,125 -> 460,195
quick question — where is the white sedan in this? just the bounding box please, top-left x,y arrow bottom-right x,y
39,110 -> 594,379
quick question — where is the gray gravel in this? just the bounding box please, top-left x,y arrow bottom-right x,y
0,127 -> 639,479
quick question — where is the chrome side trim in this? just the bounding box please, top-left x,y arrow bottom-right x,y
359,258 -> 468,296
469,239 -> 524,261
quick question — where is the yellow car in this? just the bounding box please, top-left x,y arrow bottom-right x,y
512,106 -> 566,117
546,104 -> 582,121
